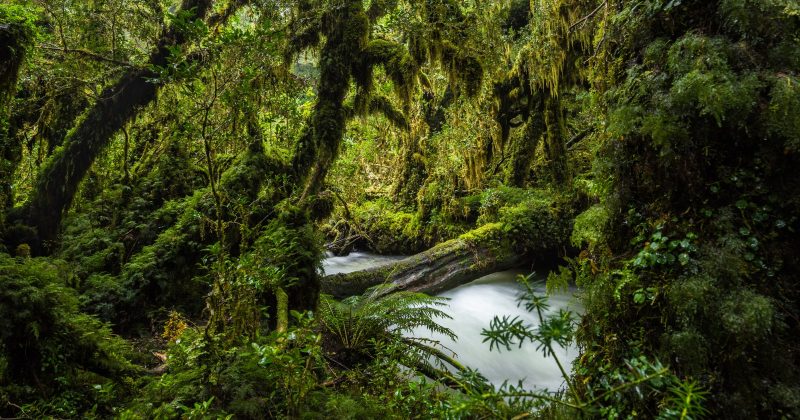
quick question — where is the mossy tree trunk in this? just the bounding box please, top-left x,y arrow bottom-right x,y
322,198 -> 572,298
291,0 -> 368,202
109,140 -> 287,329
285,0 -> 369,315
391,86 -> 455,205
543,95 -> 568,184
0,14 -> 33,227
392,131 -> 428,206
505,100 -> 545,186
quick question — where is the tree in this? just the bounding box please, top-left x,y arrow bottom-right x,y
7,0 -> 245,253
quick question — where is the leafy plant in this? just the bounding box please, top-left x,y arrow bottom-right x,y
318,286 -> 455,369
481,273 -> 708,418
0,254 -> 135,418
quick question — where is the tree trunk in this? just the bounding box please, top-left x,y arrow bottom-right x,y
391,133 -> 427,206
292,0 -> 367,202
16,0 -> 216,252
505,112 -> 544,186
543,95 -> 568,184
322,223 -> 529,298
0,16 -> 33,226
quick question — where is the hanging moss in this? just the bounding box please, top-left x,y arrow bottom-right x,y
291,0 -> 374,203
364,39 -> 418,106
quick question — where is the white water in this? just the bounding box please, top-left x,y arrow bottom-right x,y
321,251 -> 405,275
414,270 -> 581,391
321,252 -> 582,392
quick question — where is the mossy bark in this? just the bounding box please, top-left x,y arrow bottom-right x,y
391,87 -> 454,205
109,142 -> 288,328
392,134 -> 427,206
282,0 -> 370,317
324,189 -> 575,298
543,95 -> 568,184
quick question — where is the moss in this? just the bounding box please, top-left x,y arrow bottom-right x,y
364,39 -> 417,106
571,204 -> 611,248
0,5 -> 35,103
718,289 -> 775,340
292,1 -> 369,198
17,0 -> 219,249
347,199 -> 467,254
504,115 -> 544,186
767,74 -> 800,152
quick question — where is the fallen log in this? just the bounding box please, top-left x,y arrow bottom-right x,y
322,223 -> 537,298
322,191 -> 576,298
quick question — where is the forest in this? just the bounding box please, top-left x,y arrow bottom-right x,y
1,0 -> 799,418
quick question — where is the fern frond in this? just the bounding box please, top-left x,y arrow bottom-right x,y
318,286 -> 456,370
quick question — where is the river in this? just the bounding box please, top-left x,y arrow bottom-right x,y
321,252 -> 582,392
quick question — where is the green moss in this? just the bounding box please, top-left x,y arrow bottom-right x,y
571,204 -> 610,248
718,289 -> 775,340
364,39 -> 417,106
767,74 -> 800,151
0,4 -> 36,102
0,4 -> 37,218
348,198 -> 467,254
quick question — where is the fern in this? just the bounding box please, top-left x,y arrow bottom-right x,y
318,285 -> 455,368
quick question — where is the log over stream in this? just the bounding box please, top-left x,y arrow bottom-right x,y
321,221 -> 564,298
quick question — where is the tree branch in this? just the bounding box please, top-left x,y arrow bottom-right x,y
569,1 -> 607,33
38,44 -> 134,67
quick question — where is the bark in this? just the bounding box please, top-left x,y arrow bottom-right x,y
391,133 -> 427,206
322,223 -> 526,298
323,189 -> 575,298
17,0 -> 216,251
114,141 -> 286,322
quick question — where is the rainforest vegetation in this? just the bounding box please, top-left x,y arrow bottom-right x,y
1,0 -> 799,418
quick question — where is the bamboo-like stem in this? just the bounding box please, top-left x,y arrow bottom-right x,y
276,287 -> 289,334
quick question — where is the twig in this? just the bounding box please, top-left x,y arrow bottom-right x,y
3,400 -> 31,419
38,44 -> 134,67
569,1 -> 608,33
498,391 -> 583,410
588,368 -> 670,405
566,128 -> 593,150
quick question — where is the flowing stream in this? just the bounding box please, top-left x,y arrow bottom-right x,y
321,252 -> 582,392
